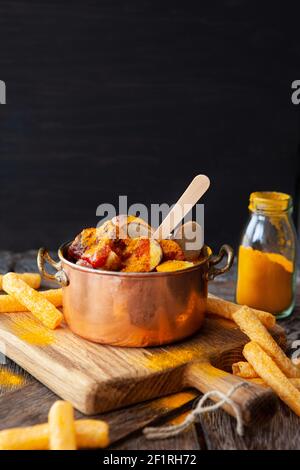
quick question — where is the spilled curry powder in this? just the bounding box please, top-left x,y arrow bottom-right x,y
144,347 -> 199,371
10,314 -> 55,346
152,392 -> 197,427
156,391 -> 197,410
168,410 -> 190,425
0,368 -> 24,388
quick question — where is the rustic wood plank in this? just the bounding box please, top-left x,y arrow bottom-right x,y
3,253 -> 284,423
199,401 -> 300,450
110,403 -> 206,450
107,392 -> 199,446
0,309 -> 284,420
113,426 -> 201,450
0,380 -> 199,446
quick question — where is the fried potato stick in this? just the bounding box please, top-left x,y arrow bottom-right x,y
48,401 -> 76,450
0,419 -> 109,450
243,341 -> 300,416
233,306 -> 300,378
207,294 -> 275,329
2,273 -> 63,329
232,361 -> 258,378
0,289 -> 62,313
0,273 -> 41,290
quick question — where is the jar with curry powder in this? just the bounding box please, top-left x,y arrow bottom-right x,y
236,192 -> 297,318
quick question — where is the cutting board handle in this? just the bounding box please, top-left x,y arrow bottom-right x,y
184,362 -> 278,426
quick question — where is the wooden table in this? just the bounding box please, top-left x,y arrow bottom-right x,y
0,251 -> 299,450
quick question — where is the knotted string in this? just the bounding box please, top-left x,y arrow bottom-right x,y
144,382 -> 249,439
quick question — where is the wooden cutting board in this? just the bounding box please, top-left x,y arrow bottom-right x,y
0,311 -> 285,426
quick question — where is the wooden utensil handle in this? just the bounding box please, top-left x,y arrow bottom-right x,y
153,174 -> 210,240
185,362 -> 278,426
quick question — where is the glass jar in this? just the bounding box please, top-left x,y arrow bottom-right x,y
236,192 -> 297,318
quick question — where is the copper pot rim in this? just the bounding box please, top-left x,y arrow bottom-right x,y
58,241 -> 213,279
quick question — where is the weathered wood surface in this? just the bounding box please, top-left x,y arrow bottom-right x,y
0,251 -> 299,450
0,251 -> 285,424
0,380 -> 200,448
0,307 -> 283,419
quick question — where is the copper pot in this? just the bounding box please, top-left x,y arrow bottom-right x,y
37,243 -> 234,347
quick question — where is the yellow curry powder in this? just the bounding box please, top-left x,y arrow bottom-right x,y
168,410 -> 190,425
0,368 -> 24,388
11,315 -> 55,346
236,245 -> 293,313
155,391 -> 197,410
151,392 -> 197,426
144,347 -> 198,371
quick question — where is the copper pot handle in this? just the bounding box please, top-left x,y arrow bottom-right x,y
37,247 -> 69,287
206,244 -> 234,281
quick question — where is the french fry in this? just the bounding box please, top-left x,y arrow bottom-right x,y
0,419 -> 109,450
243,341 -> 300,416
0,273 -> 41,290
233,306 -> 300,378
207,293 -> 275,329
48,401 -> 76,450
248,377 -> 300,390
232,362 -> 300,386
2,273 -> 63,329
75,419 -> 109,449
0,423 -> 48,450
0,289 -> 62,313
232,361 -> 258,378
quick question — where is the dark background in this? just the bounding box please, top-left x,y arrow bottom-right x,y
0,1 -> 299,253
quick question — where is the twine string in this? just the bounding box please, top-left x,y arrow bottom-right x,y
143,382 -> 249,439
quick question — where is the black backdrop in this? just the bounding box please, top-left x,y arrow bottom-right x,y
0,1 -> 299,253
